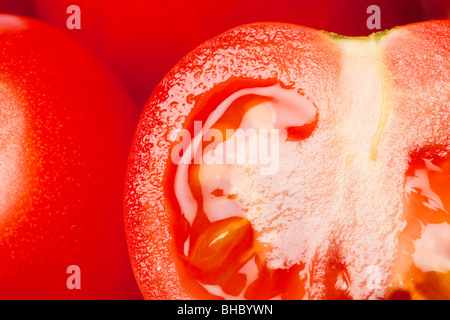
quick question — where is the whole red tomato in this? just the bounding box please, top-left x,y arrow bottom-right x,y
31,0 -> 450,107
0,14 -> 141,299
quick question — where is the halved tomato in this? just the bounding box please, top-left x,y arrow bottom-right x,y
124,20 -> 450,300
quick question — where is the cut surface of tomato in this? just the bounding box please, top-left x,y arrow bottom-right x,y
169,88 -> 450,300
170,85 -> 318,299
388,154 -> 450,300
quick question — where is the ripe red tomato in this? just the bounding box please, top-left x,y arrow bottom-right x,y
31,0 -> 450,107
0,14 -> 142,299
124,20 -> 450,300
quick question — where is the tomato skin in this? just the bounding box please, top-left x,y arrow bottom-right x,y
31,0 -> 450,107
0,14 -> 142,299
